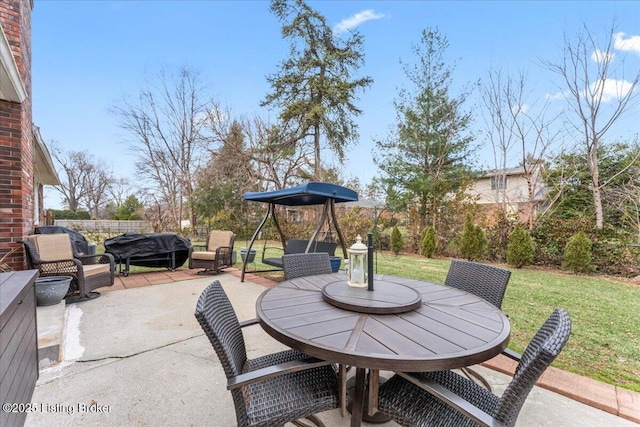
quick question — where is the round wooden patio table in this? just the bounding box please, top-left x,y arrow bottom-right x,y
256,273 -> 510,427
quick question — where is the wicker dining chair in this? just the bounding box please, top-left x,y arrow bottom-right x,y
377,308 -> 571,427
445,259 -> 512,308
283,252 -> 333,280
194,280 -> 340,427
444,259 -> 512,390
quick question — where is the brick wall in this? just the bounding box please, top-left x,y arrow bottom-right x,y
0,0 -> 33,271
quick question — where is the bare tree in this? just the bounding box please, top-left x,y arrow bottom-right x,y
106,177 -> 133,209
481,68 -> 559,228
50,145 -> 115,216
544,21 -> 640,229
82,161 -> 116,219
50,144 -> 89,212
112,66 -> 212,233
607,156 -> 640,242
206,109 -> 314,191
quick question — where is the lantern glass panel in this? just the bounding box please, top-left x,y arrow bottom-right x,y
347,235 -> 368,287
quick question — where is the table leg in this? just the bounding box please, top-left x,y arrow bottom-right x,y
368,369 -> 379,416
351,367 -> 366,427
339,364 -> 347,417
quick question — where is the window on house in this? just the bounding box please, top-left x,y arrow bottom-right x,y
491,175 -> 507,191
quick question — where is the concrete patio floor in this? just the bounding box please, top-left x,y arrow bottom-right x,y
25,268 -> 639,426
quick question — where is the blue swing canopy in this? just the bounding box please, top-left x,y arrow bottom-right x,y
243,182 -> 358,206
240,182 -> 358,281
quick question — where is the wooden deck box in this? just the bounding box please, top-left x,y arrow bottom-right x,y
1,270 -> 39,427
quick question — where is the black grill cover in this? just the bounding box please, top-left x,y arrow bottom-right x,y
35,226 -> 90,255
104,233 -> 191,267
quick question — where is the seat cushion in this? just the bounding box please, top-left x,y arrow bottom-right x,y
191,251 -> 218,261
28,234 -> 74,261
207,231 -> 233,251
83,264 -> 111,277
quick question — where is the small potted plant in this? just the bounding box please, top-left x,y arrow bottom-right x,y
329,256 -> 342,273
240,248 -> 256,263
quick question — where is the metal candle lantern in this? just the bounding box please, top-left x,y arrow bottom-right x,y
347,235 -> 368,288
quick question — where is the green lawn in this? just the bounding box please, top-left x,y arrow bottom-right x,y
241,249 -> 640,392
375,252 -> 640,392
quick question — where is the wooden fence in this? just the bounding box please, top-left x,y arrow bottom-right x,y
54,220 -> 154,234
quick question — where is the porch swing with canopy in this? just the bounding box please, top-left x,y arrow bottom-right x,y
240,182 -> 358,282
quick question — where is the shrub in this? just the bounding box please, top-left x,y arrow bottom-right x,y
506,226 -> 535,268
562,231 -> 593,273
459,214 -> 487,261
391,226 -> 403,255
420,226 -> 437,258
483,210 -> 514,262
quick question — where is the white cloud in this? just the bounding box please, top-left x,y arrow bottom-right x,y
591,78 -> 635,102
591,49 -> 615,63
333,9 -> 385,35
546,78 -> 634,103
614,32 -> 640,55
511,104 -> 529,115
545,91 -> 565,101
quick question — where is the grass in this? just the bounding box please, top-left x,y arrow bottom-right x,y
376,252 -> 640,392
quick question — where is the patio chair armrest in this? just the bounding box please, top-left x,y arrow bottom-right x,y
20,239 -> 44,264
227,357 -> 332,390
502,348 -> 522,362
77,253 -> 115,266
397,372 -> 504,427
238,318 -> 260,328
214,245 -> 232,257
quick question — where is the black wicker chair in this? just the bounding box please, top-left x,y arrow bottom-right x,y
445,259 -> 511,308
377,308 -> 571,427
445,259 -> 512,389
194,280 -> 340,427
283,252 -> 333,280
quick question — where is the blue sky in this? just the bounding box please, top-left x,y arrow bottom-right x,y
32,1 -> 640,209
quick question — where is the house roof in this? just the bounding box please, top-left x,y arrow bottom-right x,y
243,182 -> 358,206
33,126 -> 60,185
482,166 -> 527,177
0,26 -> 27,103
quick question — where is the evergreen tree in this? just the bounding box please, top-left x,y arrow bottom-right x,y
562,231 -> 593,273
391,226 -> 403,255
506,226 -> 535,268
421,226 -> 437,258
459,214 -> 487,261
263,0 -> 373,180
375,28 -> 474,233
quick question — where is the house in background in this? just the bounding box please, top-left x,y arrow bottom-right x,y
1,0 -> 59,271
469,165 -> 547,226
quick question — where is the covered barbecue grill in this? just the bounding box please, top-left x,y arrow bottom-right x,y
104,233 -> 192,276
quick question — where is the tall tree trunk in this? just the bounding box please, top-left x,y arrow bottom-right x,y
313,123 -> 322,181
588,144 -> 604,229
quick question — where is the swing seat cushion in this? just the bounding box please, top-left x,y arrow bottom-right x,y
263,239 -> 338,268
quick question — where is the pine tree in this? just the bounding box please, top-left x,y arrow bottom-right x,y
391,226 -> 404,255
562,231 -> 592,273
421,226 -> 437,258
506,226 -> 535,268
